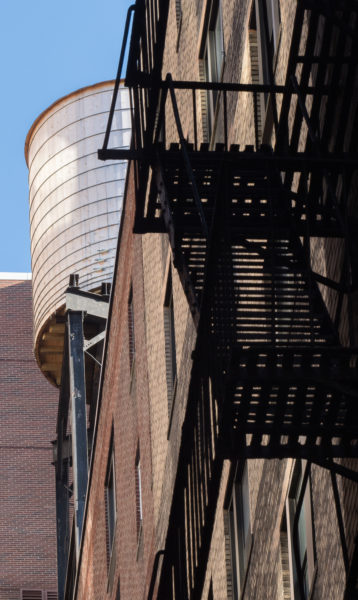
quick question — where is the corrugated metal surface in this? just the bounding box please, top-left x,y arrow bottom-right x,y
26,81 -> 130,384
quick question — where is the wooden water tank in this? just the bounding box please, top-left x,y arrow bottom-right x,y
25,81 -> 130,386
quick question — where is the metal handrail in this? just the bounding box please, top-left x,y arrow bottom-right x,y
125,78 -> 334,94
101,4 -> 136,152
165,73 -> 208,238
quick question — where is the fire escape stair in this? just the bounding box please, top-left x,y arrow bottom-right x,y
156,144 -> 358,459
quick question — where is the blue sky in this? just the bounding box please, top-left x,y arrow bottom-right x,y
0,0 -> 132,272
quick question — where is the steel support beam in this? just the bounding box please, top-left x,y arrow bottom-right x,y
83,330 -> 106,352
98,146 -> 358,170
55,461 -> 69,600
125,75 -> 334,94
65,288 -> 109,320
54,330 -> 70,599
68,310 -> 88,558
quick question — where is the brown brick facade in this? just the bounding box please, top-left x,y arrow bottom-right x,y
75,163 -> 158,599
156,3 -> 358,598
0,278 -> 58,599
72,1 -> 358,598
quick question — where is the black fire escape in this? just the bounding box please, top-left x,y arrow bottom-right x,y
100,0 -> 358,598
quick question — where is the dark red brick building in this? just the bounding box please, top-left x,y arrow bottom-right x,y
0,275 -> 58,600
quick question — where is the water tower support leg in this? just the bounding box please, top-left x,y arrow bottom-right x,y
68,310 -> 88,559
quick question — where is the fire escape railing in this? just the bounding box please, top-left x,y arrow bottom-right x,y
101,4 -> 135,152
98,0 -> 358,598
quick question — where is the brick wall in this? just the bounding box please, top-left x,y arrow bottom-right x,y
75,1 -> 358,599
75,162 -> 158,600
156,1 -> 358,599
0,278 -> 58,599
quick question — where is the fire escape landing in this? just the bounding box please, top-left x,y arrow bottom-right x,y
156,143 -> 358,458
99,1 -> 358,598
101,0 -> 358,459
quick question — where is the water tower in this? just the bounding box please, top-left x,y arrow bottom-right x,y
25,81 -> 130,386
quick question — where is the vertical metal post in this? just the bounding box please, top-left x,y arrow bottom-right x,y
54,330 -> 70,600
56,460 -> 69,600
68,310 -> 88,558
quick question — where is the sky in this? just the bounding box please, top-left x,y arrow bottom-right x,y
0,0 -> 133,273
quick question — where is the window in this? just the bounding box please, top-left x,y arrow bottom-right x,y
164,269 -> 177,418
251,0 -> 281,141
115,578 -> 121,600
135,447 -> 143,539
249,5 -> 263,144
175,0 -> 182,50
281,461 -> 316,599
279,513 -> 293,600
21,592 -> 57,600
255,0 -> 281,81
226,462 -> 252,598
175,0 -> 182,28
128,286 -> 135,377
105,439 -> 116,565
200,0 -> 224,140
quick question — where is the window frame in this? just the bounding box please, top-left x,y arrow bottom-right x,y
225,461 -> 252,599
249,4 -> 263,145
135,445 -> 144,560
128,285 -> 136,387
255,0 -> 281,84
105,433 -> 117,567
284,461 -> 316,600
175,0 -> 183,51
20,590 -> 58,600
199,0 -> 225,142
252,0 -> 281,142
135,447 -> 143,539
115,578 -> 121,600
163,268 -> 177,425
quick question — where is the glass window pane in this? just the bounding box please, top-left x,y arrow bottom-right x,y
214,10 -> 223,78
241,463 -> 250,547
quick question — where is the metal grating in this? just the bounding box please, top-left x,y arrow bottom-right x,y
208,236 -> 337,347
227,346 -> 358,457
98,0 -> 358,597
155,146 -> 358,456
